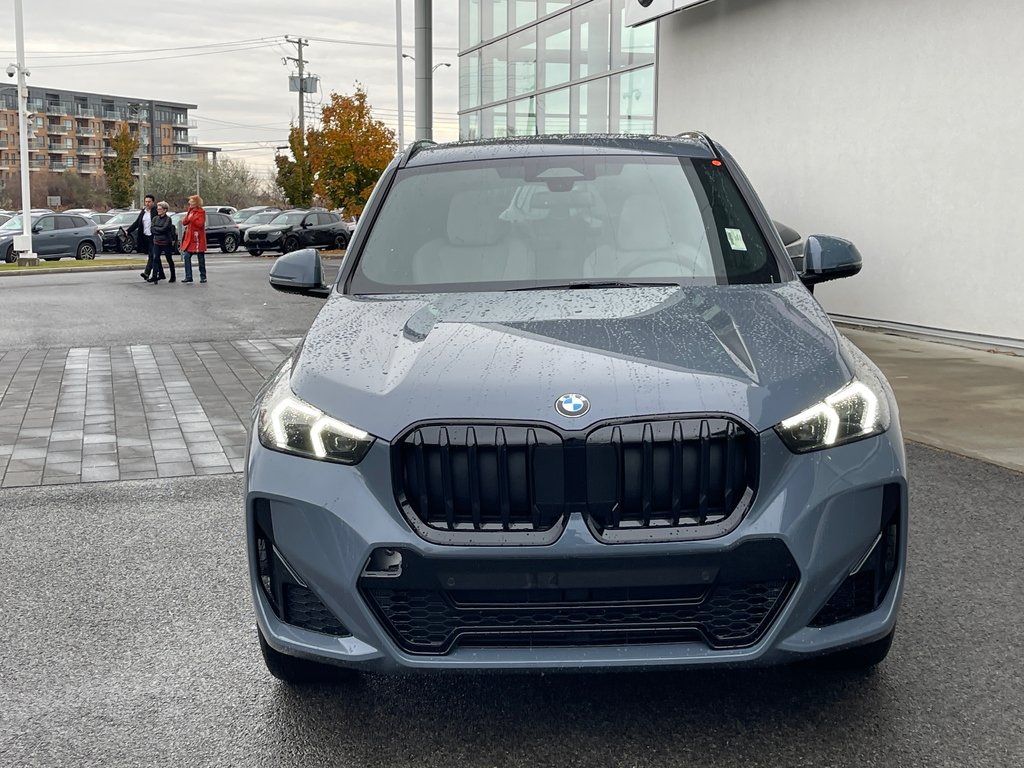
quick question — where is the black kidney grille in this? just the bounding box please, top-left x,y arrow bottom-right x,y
395,425 -> 566,532
393,418 -> 756,541
366,581 -> 790,654
586,418 -> 756,533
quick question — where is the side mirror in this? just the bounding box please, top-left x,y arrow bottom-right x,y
269,247 -> 331,298
801,235 -> 862,287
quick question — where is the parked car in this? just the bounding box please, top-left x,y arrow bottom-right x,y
203,205 -> 236,216
170,211 -> 240,254
87,212 -> 114,225
0,213 -> 11,227
232,206 -> 279,223
1,212 -> 101,261
244,209 -> 350,255
236,210 -> 281,242
250,133 -> 907,684
98,210 -> 142,253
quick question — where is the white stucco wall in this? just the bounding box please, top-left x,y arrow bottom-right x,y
656,0 -> 1024,343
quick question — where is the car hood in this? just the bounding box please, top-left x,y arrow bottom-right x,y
288,282 -> 855,440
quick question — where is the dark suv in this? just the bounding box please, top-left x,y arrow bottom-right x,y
244,210 -> 350,256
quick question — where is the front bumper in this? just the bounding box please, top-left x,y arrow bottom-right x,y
245,425 -> 907,672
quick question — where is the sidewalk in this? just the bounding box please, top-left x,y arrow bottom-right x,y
843,328 -> 1024,474
0,329 -> 1021,488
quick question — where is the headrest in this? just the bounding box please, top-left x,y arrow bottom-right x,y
447,191 -> 506,247
617,194 -> 673,251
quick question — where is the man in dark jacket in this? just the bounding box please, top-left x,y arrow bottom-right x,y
128,194 -> 156,280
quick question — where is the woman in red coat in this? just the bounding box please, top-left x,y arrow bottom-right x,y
181,194 -> 208,283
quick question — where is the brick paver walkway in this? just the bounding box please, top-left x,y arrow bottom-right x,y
0,338 -> 299,487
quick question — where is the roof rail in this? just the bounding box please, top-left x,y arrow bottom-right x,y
399,139 -> 438,168
675,131 -> 720,158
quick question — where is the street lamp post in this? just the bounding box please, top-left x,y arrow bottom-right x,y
10,0 -> 37,266
395,0 -> 405,150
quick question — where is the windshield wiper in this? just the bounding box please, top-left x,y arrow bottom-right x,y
510,279 -> 681,291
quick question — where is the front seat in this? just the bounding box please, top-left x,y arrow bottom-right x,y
412,191 -> 535,284
583,193 -> 703,279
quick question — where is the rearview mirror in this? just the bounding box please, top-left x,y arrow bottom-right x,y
268,248 -> 330,298
801,235 -> 862,287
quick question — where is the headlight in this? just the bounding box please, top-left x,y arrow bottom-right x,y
256,360 -> 375,464
267,230 -> 282,239
775,376 -> 890,454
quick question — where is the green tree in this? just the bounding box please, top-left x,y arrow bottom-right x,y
274,126 -> 313,207
307,86 -> 396,216
104,123 -> 139,208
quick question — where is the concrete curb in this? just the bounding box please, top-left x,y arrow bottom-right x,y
0,262 -> 147,277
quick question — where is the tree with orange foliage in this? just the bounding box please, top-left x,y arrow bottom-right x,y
306,86 -> 396,217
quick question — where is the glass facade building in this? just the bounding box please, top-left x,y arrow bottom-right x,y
458,0 -> 655,139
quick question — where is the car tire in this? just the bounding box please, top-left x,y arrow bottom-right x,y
334,233 -> 350,251
817,627 -> 895,671
120,234 -> 135,254
76,242 -> 97,261
282,235 -> 300,254
257,626 -> 360,686
221,234 -> 238,253
4,245 -> 14,263
247,249 -> 263,257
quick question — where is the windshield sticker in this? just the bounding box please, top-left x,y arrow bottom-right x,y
725,228 -> 747,251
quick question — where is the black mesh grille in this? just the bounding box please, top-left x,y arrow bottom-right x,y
392,417 -> 757,544
282,584 -> 350,637
360,542 -> 798,655
366,581 -> 790,654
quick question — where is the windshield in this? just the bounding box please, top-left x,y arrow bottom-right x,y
270,212 -> 305,226
246,212 -> 277,225
349,155 -> 782,294
108,211 -> 138,226
1,216 -> 28,231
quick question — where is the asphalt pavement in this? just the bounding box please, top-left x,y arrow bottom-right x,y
2,444 -> 1022,767
1,261 -> 1022,766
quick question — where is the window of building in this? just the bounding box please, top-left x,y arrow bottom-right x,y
461,0 -> 481,49
612,0 -> 655,69
540,1 -> 572,17
460,111 -> 481,140
538,11 -> 571,89
539,87 -> 570,133
484,0 -> 508,39
612,65 -> 654,134
513,0 -> 536,29
460,49 -> 481,110
481,39 -> 508,104
572,0 -> 611,80
508,28 -> 537,97
572,79 -> 609,133
511,96 -> 536,136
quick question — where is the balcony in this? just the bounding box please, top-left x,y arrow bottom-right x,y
48,143 -> 71,153
79,163 -> 99,174
76,106 -> 95,118
101,111 -> 120,121
46,123 -> 70,134
46,102 -> 72,116
78,144 -> 100,155
49,162 -> 70,172
102,147 -> 116,157
76,128 -> 94,137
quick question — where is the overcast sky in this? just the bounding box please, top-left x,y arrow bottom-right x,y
1,0 -> 461,179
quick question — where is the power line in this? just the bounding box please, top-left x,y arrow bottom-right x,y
30,42 -> 280,69
299,35 -> 458,52
0,37 -> 283,59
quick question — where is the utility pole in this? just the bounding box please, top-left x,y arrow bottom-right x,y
284,36 -> 309,200
396,0 -> 405,149
414,0 -> 433,141
11,0 -> 36,265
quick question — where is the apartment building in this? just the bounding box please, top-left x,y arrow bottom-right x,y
0,86 -> 201,180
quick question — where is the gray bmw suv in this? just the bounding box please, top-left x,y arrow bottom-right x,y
248,134 -> 907,683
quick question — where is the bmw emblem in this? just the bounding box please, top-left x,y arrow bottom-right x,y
555,393 -> 590,418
